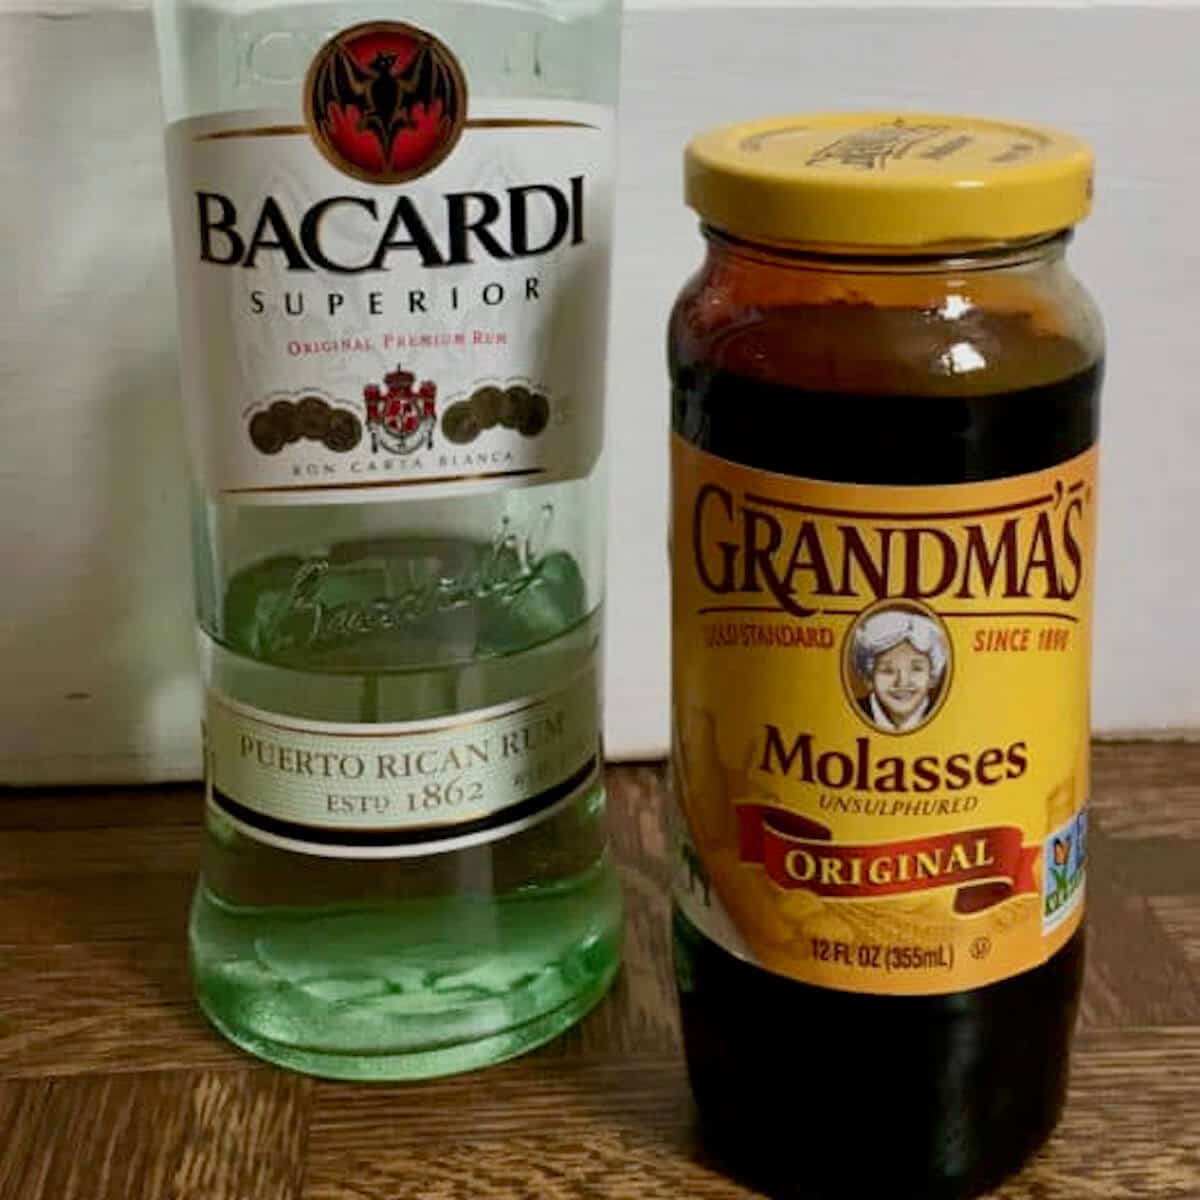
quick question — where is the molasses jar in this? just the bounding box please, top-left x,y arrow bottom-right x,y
668,114 -> 1103,1199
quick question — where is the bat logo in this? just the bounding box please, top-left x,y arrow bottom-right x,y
304,22 -> 468,185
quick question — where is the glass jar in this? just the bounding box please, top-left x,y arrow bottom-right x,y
668,114 -> 1103,1199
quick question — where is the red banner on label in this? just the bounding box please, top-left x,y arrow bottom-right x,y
736,805 -> 1039,913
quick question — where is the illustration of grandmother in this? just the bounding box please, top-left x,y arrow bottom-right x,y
850,607 -> 951,734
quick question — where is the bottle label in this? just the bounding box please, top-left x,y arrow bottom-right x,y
164,20 -> 613,505
671,435 -> 1095,994
204,666 -> 600,858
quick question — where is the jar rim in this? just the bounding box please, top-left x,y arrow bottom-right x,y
700,225 -> 1073,272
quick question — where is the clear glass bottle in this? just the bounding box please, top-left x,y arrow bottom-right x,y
154,0 -> 622,1079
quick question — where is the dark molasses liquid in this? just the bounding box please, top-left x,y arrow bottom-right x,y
670,296 -> 1102,1200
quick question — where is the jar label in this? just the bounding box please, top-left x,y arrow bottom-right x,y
164,30 -> 613,506
671,435 -> 1095,994
204,668 -> 600,858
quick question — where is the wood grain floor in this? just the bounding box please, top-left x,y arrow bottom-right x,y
1,744 -> 1198,1199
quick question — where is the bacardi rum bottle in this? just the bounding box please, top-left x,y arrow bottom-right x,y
153,0 -> 622,1079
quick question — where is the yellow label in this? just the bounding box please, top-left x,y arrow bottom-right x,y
671,435 -> 1095,995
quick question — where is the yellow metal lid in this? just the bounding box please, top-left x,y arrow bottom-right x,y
684,113 -> 1094,250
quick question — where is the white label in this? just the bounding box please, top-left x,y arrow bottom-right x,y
165,99 -> 613,505
205,671 -> 600,858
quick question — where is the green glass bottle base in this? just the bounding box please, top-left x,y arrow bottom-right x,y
195,955 -> 618,1081
190,861 -> 622,1081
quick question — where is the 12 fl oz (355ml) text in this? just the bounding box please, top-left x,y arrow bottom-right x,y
810,937 -> 954,972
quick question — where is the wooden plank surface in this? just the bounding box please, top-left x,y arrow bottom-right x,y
1,744 -> 1198,1198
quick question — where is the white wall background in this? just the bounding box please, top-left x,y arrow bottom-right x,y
1,1 -> 1197,783
608,2 -> 1200,755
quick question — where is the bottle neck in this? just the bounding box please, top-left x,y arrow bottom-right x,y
684,226 -> 1086,330
701,226 -> 1072,276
